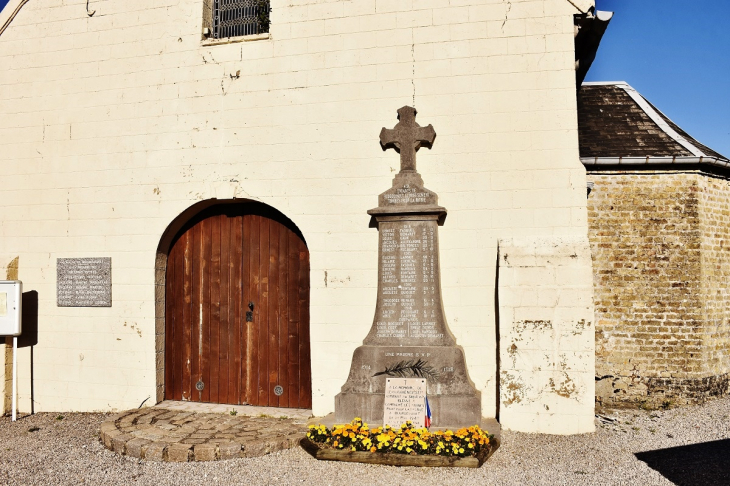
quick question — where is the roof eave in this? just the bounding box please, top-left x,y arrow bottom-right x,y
581,156 -> 730,170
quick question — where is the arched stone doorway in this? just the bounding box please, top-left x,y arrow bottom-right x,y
156,200 -> 311,408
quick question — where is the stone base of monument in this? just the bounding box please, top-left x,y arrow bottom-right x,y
335,344 -> 482,430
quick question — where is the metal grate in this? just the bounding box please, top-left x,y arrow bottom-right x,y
213,0 -> 270,39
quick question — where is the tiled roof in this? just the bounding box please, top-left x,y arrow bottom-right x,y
578,82 -> 729,167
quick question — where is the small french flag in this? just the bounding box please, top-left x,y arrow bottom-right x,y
424,396 -> 432,428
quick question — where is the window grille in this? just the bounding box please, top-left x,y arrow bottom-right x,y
213,0 -> 271,39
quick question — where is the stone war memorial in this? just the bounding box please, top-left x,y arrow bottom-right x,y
335,107 -> 482,429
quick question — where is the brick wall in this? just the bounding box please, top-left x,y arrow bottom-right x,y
588,170 -> 730,407
699,176 -> 730,379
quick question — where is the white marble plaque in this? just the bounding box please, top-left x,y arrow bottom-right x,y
383,378 -> 427,428
57,257 -> 112,307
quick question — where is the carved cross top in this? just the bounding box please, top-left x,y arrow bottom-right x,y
379,106 -> 436,173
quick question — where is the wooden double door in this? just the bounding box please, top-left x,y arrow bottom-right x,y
164,203 -> 311,408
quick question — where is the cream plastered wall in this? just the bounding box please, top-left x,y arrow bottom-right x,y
0,0 -> 593,427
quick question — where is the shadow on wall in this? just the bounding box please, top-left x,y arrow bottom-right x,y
635,439 -> 730,486
19,291 -> 38,348
18,291 -> 37,414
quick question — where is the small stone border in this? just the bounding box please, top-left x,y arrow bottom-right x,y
100,408 -> 305,462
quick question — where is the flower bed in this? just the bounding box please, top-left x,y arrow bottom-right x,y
300,419 -> 496,468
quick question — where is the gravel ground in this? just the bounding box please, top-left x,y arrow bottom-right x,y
2,398 -> 729,486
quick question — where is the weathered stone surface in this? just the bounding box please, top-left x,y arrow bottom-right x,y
99,408 -> 305,462
125,438 -> 151,459
56,257 -> 112,307
497,236 -> 595,434
335,107 -> 481,429
144,442 -> 168,462
101,428 -> 120,449
242,440 -> 269,458
167,443 -> 193,462
112,433 -> 133,454
218,442 -> 242,459
181,438 -> 206,445
194,443 -> 218,461
379,106 -> 436,173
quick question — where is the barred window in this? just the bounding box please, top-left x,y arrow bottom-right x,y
206,0 -> 271,39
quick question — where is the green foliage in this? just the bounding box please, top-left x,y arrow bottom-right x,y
372,359 -> 439,381
256,0 -> 271,33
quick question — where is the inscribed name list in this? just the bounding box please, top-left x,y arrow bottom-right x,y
383,378 -> 427,428
377,221 -> 442,341
57,257 -> 112,307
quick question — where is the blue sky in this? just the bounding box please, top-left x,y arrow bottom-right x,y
1,0 -> 727,155
588,0 -> 730,157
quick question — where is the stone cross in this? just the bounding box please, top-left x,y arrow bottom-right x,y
379,106 -> 436,172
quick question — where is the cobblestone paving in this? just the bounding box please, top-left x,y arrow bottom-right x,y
100,408 -> 308,462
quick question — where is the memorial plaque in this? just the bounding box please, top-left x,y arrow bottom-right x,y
57,258 -> 112,307
335,107 -> 481,429
383,378 -> 427,428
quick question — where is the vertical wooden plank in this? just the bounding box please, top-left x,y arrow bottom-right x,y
258,216 -> 270,406
191,221 -> 202,401
201,217 -> 212,403
164,240 -> 176,400
230,215 -> 243,404
277,224 -> 289,408
299,238 -> 312,409
182,230 -> 194,402
173,235 -> 185,401
268,220 -> 281,407
248,215 -> 261,405
287,231 -> 300,408
210,214 -> 221,403
241,214 -> 250,405
219,213 -> 231,404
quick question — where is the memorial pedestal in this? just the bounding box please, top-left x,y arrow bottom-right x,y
335,108 -> 482,428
